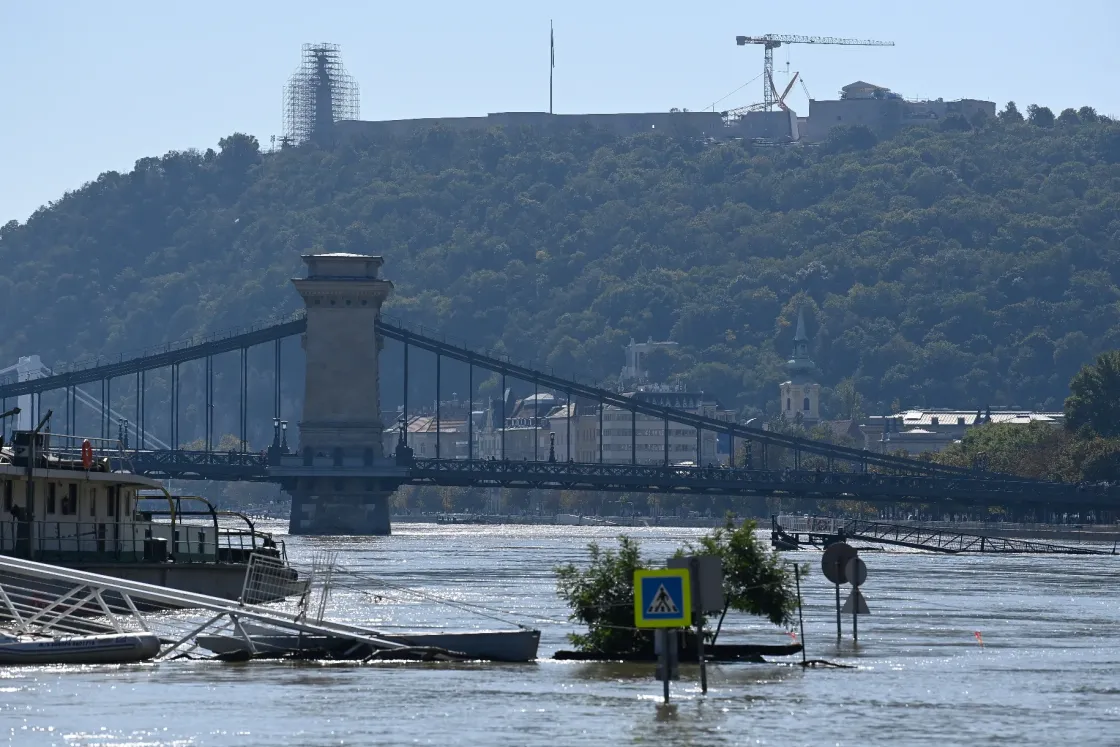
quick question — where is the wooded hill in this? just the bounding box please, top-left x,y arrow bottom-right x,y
3,103 -> 1118,440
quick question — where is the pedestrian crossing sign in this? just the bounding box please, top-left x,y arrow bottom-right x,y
634,568 -> 692,628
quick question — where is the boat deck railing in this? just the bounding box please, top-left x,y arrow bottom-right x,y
0,518 -> 281,565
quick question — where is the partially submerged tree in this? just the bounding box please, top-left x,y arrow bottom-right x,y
555,536 -> 649,655
556,519 -> 802,654
679,518 -> 802,631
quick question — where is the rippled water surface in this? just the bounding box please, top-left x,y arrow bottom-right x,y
4,523 -> 1120,746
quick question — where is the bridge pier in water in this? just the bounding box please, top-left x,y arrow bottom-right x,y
284,253 -> 399,536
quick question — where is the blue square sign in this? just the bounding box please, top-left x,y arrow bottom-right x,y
633,568 -> 692,628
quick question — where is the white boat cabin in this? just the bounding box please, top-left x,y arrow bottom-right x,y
0,431 -> 220,563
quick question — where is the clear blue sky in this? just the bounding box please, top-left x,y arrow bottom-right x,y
2,0 -> 1117,224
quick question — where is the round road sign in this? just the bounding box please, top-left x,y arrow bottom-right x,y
845,556 -> 868,587
821,542 -> 856,584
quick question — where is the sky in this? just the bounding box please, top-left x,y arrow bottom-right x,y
2,0 -> 1118,224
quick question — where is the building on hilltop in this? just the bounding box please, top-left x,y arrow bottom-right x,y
802,81 -> 996,142
334,110 -> 728,142
620,337 -> 679,387
779,308 -> 820,425
862,408 -> 1065,455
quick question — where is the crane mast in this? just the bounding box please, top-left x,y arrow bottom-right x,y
735,34 -> 895,111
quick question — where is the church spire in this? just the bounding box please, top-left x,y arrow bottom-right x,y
787,306 -> 816,382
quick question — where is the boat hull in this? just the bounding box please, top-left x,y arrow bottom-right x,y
196,628 -> 541,663
0,633 -> 161,665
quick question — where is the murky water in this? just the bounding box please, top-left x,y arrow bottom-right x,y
4,524 -> 1120,746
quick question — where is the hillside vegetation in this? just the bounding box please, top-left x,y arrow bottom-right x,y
3,104 -> 1119,436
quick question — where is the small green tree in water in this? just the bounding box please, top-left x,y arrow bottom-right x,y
679,517 -> 802,631
555,536 -> 650,655
556,518 -> 802,654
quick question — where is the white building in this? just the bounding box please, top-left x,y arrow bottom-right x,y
862,408 -> 1065,454
578,389 -> 735,465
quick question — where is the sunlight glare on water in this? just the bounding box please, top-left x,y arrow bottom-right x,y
3,523 -> 1120,746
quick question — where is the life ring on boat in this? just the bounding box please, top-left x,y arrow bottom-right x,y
81,440 -> 93,470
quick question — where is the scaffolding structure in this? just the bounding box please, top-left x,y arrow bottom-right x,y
283,43 -> 359,146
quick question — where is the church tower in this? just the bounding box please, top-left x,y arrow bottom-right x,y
780,307 -> 820,425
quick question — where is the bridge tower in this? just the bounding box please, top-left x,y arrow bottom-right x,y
286,253 -> 397,535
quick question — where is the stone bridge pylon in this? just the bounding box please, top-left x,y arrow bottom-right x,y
275,253 -> 406,535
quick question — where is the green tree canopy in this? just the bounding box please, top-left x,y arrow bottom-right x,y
1065,351 -> 1120,438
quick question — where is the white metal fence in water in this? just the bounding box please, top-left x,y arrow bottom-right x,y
775,515 -> 842,534
0,553 -> 408,660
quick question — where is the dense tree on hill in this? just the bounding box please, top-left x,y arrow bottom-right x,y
1064,351 -> 1120,439
1,106 -> 1119,451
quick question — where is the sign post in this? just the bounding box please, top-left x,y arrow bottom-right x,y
668,555 -> 723,695
842,556 -> 869,643
634,568 -> 692,704
821,542 -> 856,642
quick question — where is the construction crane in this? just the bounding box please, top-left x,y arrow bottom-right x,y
735,34 -> 895,111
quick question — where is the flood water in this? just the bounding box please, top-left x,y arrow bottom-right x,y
4,523 -> 1120,746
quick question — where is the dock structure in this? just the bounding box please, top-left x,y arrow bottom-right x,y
772,515 -> 1115,556
0,552 -> 414,660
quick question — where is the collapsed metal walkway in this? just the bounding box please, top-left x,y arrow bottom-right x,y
0,552 -> 414,660
772,515 -> 1115,555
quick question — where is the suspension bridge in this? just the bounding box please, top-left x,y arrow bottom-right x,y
2,253 -> 1116,535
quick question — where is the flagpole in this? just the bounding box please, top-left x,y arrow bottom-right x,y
549,20 -> 554,115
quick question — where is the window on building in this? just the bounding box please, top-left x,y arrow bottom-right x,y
303,447 -> 313,466
931,417 -> 940,426
803,397 -> 810,411
786,397 -> 791,411
332,448 -> 344,467
47,483 -> 56,515
957,417 -> 966,425
363,448 -> 374,467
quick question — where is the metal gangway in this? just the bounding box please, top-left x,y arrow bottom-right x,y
0,553 -> 415,660
772,515 -> 1115,555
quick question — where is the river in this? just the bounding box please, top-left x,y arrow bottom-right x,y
3,523 -> 1119,746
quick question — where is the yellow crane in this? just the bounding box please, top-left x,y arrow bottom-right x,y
735,34 -> 895,111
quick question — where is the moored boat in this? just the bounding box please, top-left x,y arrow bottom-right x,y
195,627 -> 541,663
0,631 -> 162,665
0,427 -> 301,603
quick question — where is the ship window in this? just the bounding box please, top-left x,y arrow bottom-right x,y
47,483 -> 56,514
63,484 -> 77,515
107,487 -> 116,517
89,488 -> 97,517
3,481 -> 11,512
